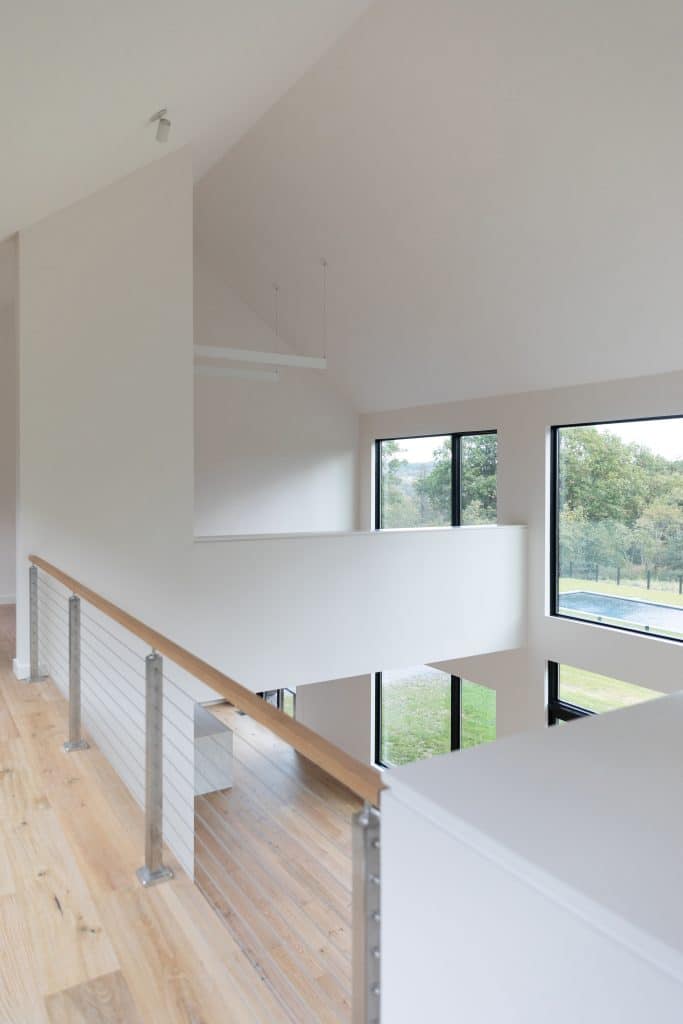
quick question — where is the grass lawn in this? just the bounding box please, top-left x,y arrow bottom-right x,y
559,576 -> 683,607
380,668 -> 496,767
558,664 -> 662,714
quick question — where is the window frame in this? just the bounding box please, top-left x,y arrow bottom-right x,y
374,429 -> 497,531
550,414 -> 683,644
257,688 -> 296,716
374,671 -> 463,768
547,661 -> 595,725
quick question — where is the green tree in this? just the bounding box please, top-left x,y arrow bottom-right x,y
558,425 -> 683,579
379,440 -> 418,527
413,438 -> 452,525
461,434 -> 497,523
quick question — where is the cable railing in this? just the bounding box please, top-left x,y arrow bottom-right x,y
26,554 -> 384,1024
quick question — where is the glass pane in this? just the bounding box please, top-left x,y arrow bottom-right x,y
379,436 -> 451,528
380,666 -> 451,766
460,433 -> 498,525
282,690 -> 295,717
556,418 -> 683,640
461,680 -> 496,747
559,664 -> 662,714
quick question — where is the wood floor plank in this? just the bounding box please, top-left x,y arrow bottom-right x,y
101,884 -> 266,1024
2,805 -> 119,997
0,736 -> 50,821
0,894 -> 50,1024
0,687 -> 18,742
45,971 -> 142,1024
197,796 -> 351,978
0,607 -> 300,1022
164,876 -> 293,1024
196,702 -> 361,1023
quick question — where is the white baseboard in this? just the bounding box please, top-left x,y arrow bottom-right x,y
12,659 -> 48,681
0,594 -> 15,606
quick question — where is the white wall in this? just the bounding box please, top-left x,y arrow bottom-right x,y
194,262 -> 359,535
382,785 -> 683,1023
295,674 -> 373,763
0,246 -> 17,603
15,149 -> 196,874
360,368 -> 683,736
188,526 -> 526,693
16,149 -> 195,671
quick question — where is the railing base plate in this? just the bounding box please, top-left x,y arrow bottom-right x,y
136,865 -> 174,887
63,740 -> 90,753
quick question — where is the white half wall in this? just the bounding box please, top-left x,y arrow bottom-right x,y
36,573 -> 195,878
295,674 -> 373,763
188,525 -> 526,692
360,367 -> 683,735
194,263 -> 359,535
0,248 -> 17,604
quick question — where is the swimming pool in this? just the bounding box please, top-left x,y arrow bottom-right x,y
558,590 -> 683,636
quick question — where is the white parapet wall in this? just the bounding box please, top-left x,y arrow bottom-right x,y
187,524 -> 527,692
381,694 -> 683,1023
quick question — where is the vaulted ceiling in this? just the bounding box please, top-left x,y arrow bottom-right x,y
0,0 -> 372,242
197,0 -> 683,411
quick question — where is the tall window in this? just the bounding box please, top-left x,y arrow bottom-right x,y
375,432 -> 497,529
551,416 -> 683,642
375,666 -> 496,767
548,662 -> 662,724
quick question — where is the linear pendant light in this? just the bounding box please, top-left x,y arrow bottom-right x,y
194,364 -> 279,383
194,259 -> 329,374
193,345 -> 326,370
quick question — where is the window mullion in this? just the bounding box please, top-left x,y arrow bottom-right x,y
452,434 -> 460,527
451,675 -> 462,750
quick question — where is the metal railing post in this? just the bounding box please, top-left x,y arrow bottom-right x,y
29,565 -> 46,682
137,651 -> 173,887
352,802 -> 381,1024
63,596 -> 89,752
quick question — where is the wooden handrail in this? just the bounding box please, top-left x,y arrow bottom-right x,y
29,555 -> 384,806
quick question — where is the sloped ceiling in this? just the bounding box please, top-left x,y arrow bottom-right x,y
0,0 -> 372,241
197,0 -> 683,412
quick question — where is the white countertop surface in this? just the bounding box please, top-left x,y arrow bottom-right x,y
386,691 -> 683,979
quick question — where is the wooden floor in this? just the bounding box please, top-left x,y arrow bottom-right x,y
196,704 -> 361,1024
0,604 -> 356,1023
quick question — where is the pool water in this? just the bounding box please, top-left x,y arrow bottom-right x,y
559,590 -> 683,636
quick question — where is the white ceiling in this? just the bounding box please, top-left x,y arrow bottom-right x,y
197,0 -> 683,412
0,0 -> 372,242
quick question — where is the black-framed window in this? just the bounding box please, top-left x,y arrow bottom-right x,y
374,431 -> 497,530
374,666 -> 496,767
551,416 -> 683,643
258,688 -> 296,717
548,662 -> 663,724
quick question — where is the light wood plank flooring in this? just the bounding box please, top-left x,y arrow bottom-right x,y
0,605 -> 313,1023
196,704 -> 361,1024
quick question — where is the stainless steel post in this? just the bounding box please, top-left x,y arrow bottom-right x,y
63,596 -> 89,752
136,652 -> 173,887
352,802 -> 381,1024
29,565 -> 45,682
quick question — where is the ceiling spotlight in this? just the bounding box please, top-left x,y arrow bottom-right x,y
150,108 -> 171,143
